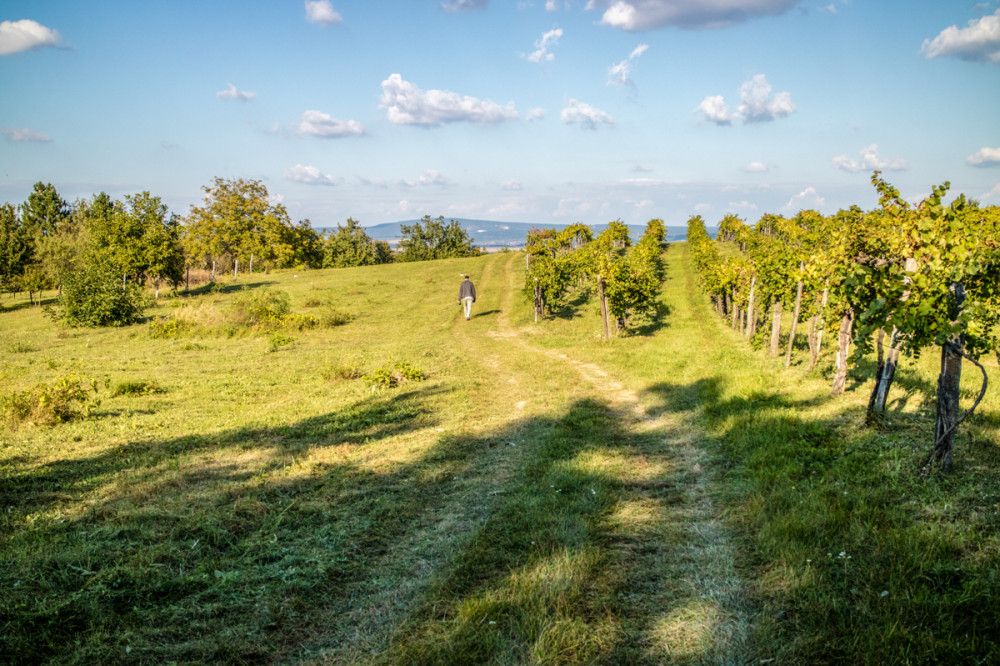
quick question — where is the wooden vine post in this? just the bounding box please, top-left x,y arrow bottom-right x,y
785,262 -> 804,367
598,275 -> 611,340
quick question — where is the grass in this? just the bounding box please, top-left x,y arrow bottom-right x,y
0,246 -> 998,664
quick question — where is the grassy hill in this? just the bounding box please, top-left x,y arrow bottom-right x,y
1,246 -> 998,663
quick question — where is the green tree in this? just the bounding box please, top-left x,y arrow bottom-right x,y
20,182 -> 70,239
0,203 -> 31,295
398,216 -> 480,262
323,218 -> 390,268
184,177 -> 298,278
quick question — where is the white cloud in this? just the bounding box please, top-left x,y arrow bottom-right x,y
0,19 -> 62,56
608,42 -> 648,86
736,74 -> 795,122
591,0 -> 802,31
297,110 -> 364,137
695,95 -> 733,125
744,161 -> 769,172
784,186 -> 825,211
526,28 -> 563,62
441,0 -> 489,12
285,164 -> 340,186
502,179 -> 524,191
922,9 -> 1000,64
696,75 -> 794,124
831,144 -> 908,172
305,1 -> 343,26
983,182 -> 1000,202
400,170 -> 451,187
561,99 -> 614,128
216,83 -> 256,102
967,145 -> 1000,166
2,127 -> 52,142
526,107 -> 547,121
380,73 -> 519,126
632,163 -> 652,172
728,200 -> 758,212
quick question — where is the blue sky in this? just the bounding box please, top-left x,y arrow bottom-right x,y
1,0 -> 999,229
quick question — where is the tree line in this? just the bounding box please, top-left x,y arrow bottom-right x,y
0,178 -> 480,321
523,218 -> 667,338
687,171 -> 1000,472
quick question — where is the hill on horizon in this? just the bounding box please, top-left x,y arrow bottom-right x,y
317,219 -> 710,248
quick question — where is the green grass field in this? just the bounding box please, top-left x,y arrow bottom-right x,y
2,244 -> 999,664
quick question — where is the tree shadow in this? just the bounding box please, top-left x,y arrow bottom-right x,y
182,280 -> 277,297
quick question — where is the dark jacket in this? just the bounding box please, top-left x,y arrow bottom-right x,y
459,279 -> 476,302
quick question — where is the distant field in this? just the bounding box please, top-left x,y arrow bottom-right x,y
1,245 -> 998,664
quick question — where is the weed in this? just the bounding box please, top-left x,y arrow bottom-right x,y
364,362 -> 427,389
7,342 -> 38,353
269,333 -> 295,351
1,374 -> 105,427
110,380 -> 166,397
303,297 -> 324,307
148,317 -> 190,339
322,365 -> 364,381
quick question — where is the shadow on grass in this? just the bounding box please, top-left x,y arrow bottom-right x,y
182,279 -> 277,297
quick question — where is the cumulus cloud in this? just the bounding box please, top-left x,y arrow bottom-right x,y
744,161 -> 770,172
784,186 -> 825,211
983,182 -> 1000,202
2,127 -> 52,142
0,19 -> 62,56
380,73 -> 519,126
831,144 -> 908,172
526,28 -> 563,62
442,0 -> 489,12
526,107 -> 547,121
561,99 -> 614,128
285,164 -> 341,186
305,1 -> 343,25
608,42 -> 648,86
695,95 -> 734,125
591,0 -> 802,31
297,110 -> 364,137
400,170 -> 451,187
967,146 -> 1000,166
502,179 -> 524,191
695,74 -> 795,124
216,83 -> 256,102
922,9 -> 1000,64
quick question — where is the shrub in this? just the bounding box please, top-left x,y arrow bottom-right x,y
1,375 -> 105,428
231,288 -> 290,326
148,317 -> 190,339
321,308 -> 354,327
54,258 -> 146,327
363,362 -> 427,389
7,342 -> 37,354
268,333 -> 295,351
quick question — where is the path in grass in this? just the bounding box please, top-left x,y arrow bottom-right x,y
333,251 -> 753,664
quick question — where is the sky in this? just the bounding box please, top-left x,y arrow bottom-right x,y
1,0 -> 999,230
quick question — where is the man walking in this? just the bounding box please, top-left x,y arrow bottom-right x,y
458,274 -> 476,320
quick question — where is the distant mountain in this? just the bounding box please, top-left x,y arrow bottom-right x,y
319,218 -> 708,248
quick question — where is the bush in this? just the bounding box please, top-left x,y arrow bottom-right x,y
1,375 -> 105,428
268,333 -> 295,351
231,288 -> 290,326
321,308 -> 354,327
54,258 -> 146,327
148,317 -> 190,339
363,362 -> 427,389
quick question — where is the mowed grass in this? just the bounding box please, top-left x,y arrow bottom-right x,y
1,243 -> 999,664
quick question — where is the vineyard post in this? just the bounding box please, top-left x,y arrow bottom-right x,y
185,265 -> 189,292
872,327 -> 900,414
730,291 -> 738,329
597,275 -> 611,340
769,300 -> 782,356
933,283 -> 967,472
785,262 -> 804,367
831,308 -> 854,396
533,278 -> 541,323
745,276 -> 756,341
809,285 -> 829,372
234,258 -> 239,279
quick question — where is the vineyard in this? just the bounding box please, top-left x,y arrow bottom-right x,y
687,172 -> 1000,473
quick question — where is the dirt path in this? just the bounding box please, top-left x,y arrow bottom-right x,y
483,251 -> 753,663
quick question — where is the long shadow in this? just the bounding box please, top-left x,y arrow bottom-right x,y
0,385 -> 443,515
182,280 -> 276,297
